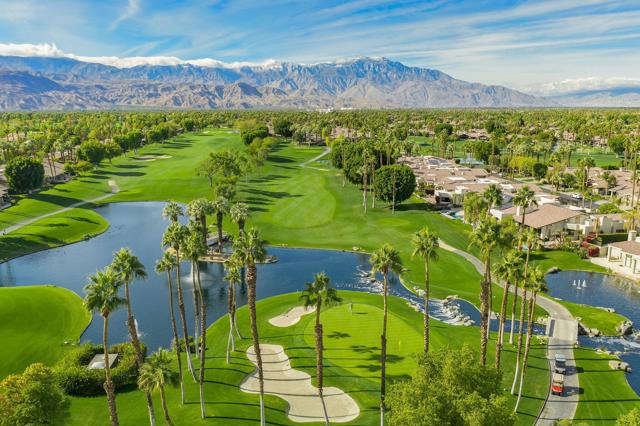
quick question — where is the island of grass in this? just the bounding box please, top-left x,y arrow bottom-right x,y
0,207 -> 109,262
58,291 -> 548,425
0,285 -> 91,379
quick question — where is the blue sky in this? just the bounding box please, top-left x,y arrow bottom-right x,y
0,0 -> 639,94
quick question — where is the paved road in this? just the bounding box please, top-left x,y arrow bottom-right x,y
299,147 -> 331,171
3,180 -> 119,234
438,240 -> 579,425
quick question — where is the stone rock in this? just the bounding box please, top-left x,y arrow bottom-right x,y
618,321 -> 634,336
596,306 -> 616,313
589,328 -> 601,337
547,266 -> 561,274
578,322 -> 590,336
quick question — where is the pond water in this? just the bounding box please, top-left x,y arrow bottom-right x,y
546,270 -> 640,395
0,202 -> 483,351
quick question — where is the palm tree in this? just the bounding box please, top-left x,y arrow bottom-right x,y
492,250 -> 522,370
230,202 -> 249,235
234,228 -> 267,426
155,252 -> 185,404
224,256 -> 243,363
370,244 -> 403,426
300,272 -> 341,425
511,229 -> 538,394
483,184 -> 503,218
212,196 -> 230,253
512,186 -> 537,231
162,223 -> 196,379
411,227 -> 439,353
462,192 -> 487,227
109,248 -> 155,426
469,217 -> 502,366
186,198 -> 211,240
83,269 -> 125,426
138,349 -> 179,426
162,201 -> 183,224
514,266 -> 547,412
183,225 -> 209,418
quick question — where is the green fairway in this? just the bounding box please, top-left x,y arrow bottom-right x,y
2,127 -> 637,424
573,347 -> 640,425
0,286 -> 91,379
0,207 -> 109,261
62,291 -> 547,425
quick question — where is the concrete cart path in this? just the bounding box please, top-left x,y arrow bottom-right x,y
4,180 -> 119,234
438,239 -> 579,425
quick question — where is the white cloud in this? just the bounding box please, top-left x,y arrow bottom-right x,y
527,77 -> 640,96
0,42 -> 280,69
109,0 -> 141,30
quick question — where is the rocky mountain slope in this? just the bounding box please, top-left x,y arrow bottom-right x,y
0,56 -> 554,110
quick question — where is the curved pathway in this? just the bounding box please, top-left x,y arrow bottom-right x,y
4,180 -> 119,234
438,240 -> 579,425
299,147 -> 331,171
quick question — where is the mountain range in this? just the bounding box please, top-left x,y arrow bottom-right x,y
0,56 -> 635,110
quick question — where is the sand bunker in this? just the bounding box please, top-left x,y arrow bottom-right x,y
268,306 -> 315,327
133,154 -> 172,161
240,344 -> 359,423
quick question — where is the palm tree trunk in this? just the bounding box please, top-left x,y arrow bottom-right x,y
247,263 -> 265,426
103,316 -> 119,426
175,251 -> 196,380
192,264 -> 200,360
196,263 -> 207,419
315,308 -> 329,426
479,277 -> 489,366
166,270 -> 185,404
495,280 -> 510,370
514,293 -> 536,412
124,283 -> 156,426
160,386 -> 174,426
511,281 -> 529,394
423,259 -> 430,353
380,271 -> 389,426
227,282 -> 235,362
217,213 -> 224,253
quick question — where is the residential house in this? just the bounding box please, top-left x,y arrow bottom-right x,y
497,204 -> 585,239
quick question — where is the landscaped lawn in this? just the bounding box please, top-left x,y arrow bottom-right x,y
573,347 -> 640,425
60,291 -> 547,425
2,127 -> 637,424
0,207 -> 109,261
0,286 -> 91,379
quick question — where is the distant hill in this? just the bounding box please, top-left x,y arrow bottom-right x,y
550,87 -> 640,108
0,56 -> 555,110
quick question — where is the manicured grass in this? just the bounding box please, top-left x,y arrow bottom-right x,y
62,291 -> 547,425
573,347 -> 640,425
0,286 -> 91,379
571,152 -> 621,168
0,207 -> 109,261
531,251 -> 606,274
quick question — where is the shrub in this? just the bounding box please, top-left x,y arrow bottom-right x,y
55,343 -> 140,396
5,155 -> 44,193
0,363 -> 69,426
374,164 -> 416,207
77,140 -> 106,165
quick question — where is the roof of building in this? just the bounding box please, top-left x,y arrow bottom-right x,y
505,204 -> 583,229
610,240 -> 640,256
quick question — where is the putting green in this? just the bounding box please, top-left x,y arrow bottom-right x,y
58,291 -> 546,425
0,286 -> 91,379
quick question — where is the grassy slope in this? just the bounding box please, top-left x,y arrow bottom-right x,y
573,347 -> 640,425
65,291 -> 547,426
0,286 -> 91,378
0,207 -> 109,261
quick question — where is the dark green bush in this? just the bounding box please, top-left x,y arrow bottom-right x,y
55,343 -> 140,396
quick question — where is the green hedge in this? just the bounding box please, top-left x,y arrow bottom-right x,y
55,343 -> 140,396
597,233 -> 628,245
